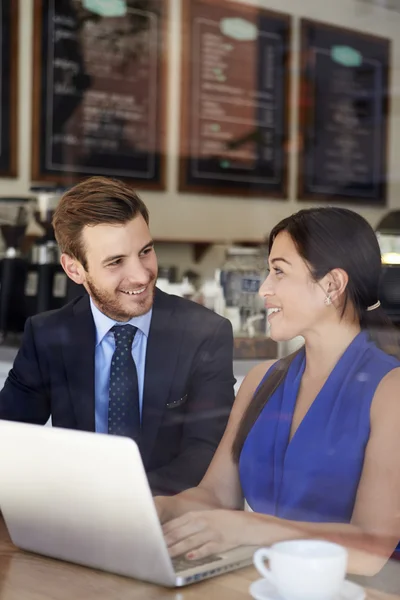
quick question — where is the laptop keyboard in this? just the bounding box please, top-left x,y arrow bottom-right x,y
172,554 -> 223,573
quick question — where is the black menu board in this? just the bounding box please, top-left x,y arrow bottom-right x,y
0,0 -> 18,177
179,0 -> 291,197
32,0 -> 167,188
299,20 -> 390,204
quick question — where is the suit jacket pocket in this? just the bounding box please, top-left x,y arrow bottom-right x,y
166,394 -> 188,409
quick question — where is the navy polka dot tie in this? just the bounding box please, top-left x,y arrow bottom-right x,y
108,324 -> 140,441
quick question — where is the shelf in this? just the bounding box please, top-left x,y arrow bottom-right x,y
154,238 -> 264,263
233,337 -> 277,360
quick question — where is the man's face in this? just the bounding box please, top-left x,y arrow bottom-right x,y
66,215 -> 158,321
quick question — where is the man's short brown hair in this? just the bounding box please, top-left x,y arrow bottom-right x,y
52,176 -> 149,270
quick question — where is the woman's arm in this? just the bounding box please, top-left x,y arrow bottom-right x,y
155,360 -> 276,523
243,510 -> 395,576
163,367 -> 400,577
263,365 -> 400,573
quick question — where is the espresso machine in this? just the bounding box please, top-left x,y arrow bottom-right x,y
376,211 -> 400,325
0,197 -> 33,340
0,192 -> 72,341
24,191 -> 70,317
0,191 -> 88,341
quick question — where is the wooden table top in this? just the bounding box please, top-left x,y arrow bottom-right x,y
0,518 -> 398,600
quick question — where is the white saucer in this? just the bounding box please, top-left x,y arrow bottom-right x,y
249,578 -> 366,600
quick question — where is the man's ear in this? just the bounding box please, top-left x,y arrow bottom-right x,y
60,254 -> 86,285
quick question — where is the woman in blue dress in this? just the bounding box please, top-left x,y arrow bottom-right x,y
156,207 -> 400,576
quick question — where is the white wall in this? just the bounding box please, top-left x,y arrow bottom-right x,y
4,0 -> 400,275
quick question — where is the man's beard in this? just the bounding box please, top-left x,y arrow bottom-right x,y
85,275 -> 156,321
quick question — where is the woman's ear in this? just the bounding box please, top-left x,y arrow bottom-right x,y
325,269 -> 349,303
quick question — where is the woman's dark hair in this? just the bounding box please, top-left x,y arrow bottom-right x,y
232,206 -> 400,462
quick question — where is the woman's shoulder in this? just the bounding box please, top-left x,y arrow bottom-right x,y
244,351 -> 303,394
370,365 -> 400,429
361,342 -> 400,422
363,339 -> 400,373
234,351 -> 302,418
233,359 -> 277,414
249,359 -> 278,388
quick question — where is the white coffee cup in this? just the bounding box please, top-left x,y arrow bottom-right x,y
254,540 -> 348,600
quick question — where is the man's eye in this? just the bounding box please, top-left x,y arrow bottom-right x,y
108,260 -> 121,267
274,267 -> 283,275
141,247 -> 153,256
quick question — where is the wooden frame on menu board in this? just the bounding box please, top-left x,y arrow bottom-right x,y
298,19 -> 390,205
31,0 -> 168,189
179,0 -> 291,198
0,0 -> 18,178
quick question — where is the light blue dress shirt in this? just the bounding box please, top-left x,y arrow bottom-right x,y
90,298 -> 152,434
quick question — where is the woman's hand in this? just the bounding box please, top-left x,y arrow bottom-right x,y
153,496 -> 172,524
162,509 -> 251,560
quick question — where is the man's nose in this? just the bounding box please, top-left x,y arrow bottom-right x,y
126,260 -> 152,283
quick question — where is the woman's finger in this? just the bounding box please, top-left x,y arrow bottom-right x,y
164,516 -> 207,548
168,531 -> 212,558
185,541 -> 219,561
162,511 -> 200,535
162,513 -> 205,537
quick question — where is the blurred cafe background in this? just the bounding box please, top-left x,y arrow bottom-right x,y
0,0 -> 400,389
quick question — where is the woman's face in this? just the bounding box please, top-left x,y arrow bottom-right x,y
259,231 -> 330,341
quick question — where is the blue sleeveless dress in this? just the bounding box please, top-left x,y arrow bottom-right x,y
239,332 -> 400,527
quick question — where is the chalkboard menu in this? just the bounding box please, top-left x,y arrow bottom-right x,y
0,0 -> 18,177
298,20 -> 390,205
32,0 -> 167,188
179,0 -> 291,197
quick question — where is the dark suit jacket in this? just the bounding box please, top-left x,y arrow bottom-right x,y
0,289 -> 235,495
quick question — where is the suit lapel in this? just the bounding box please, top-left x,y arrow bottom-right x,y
61,290 -> 182,453
140,289 -> 182,468
62,295 -> 96,431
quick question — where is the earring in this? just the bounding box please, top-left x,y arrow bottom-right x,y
324,294 -> 332,306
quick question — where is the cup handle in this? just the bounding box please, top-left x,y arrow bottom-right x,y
253,548 -> 276,584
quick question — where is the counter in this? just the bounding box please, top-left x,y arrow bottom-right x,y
0,344 -> 266,395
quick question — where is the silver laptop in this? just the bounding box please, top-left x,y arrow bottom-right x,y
0,420 -> 255,587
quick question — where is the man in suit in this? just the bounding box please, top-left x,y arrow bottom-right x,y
0,177 -> 235,495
